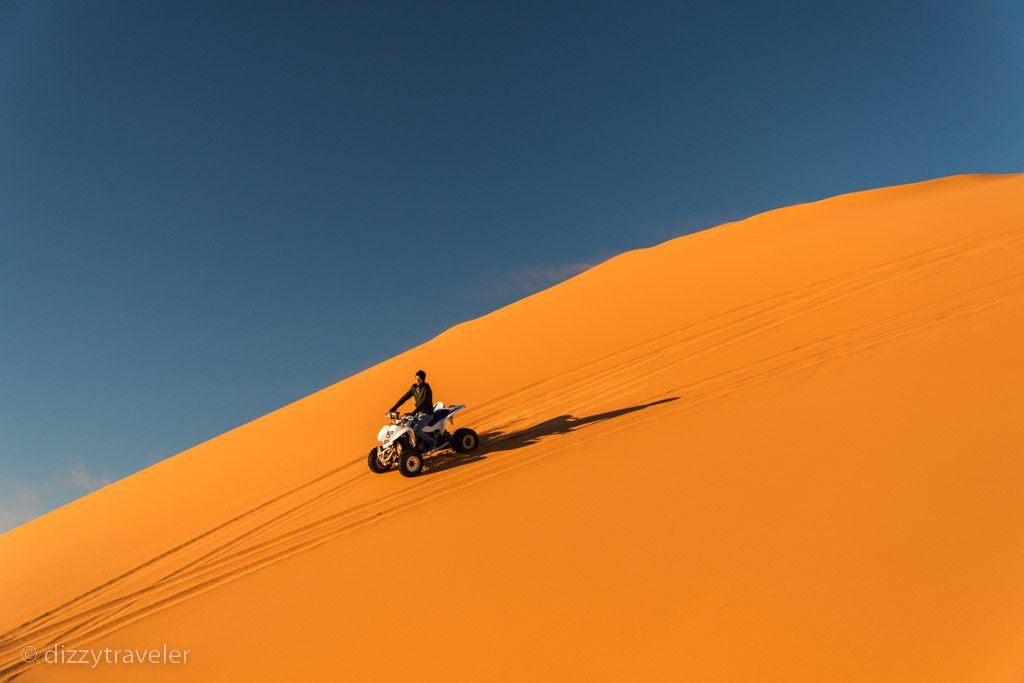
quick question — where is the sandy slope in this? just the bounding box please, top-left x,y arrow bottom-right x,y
2,174 -> 1024,682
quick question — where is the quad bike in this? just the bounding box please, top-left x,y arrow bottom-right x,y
368,402 -> 480,477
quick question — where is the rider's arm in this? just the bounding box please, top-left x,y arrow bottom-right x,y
389,387 -> 413,413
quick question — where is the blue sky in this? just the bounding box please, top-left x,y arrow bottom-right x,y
1,0 -> 1022,532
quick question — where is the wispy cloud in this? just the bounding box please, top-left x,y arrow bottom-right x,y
0,460 -> 112,535
496,261 -> 597,297
64,461 -> 113,492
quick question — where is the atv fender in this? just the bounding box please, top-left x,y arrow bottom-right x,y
380,425 -> 414,449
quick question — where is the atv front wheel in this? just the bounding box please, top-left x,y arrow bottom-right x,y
452,428 -> 479,454
368,447 -> 390,474
399,451 -> 424,477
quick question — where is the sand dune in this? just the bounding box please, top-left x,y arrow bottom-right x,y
2,173 -> 1023,681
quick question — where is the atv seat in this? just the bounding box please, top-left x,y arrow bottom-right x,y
428,409 -> 452,426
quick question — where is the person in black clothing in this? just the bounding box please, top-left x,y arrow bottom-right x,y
388,370 -> 436,451
389,370 -> 434,416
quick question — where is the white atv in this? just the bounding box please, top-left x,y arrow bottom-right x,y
368,402 -> 480,477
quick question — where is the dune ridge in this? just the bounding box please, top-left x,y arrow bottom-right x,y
2,173 -> 1024,681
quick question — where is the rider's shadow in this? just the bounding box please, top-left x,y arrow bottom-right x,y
423,396 -> 678,476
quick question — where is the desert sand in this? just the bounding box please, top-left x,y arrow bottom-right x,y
2,173 -> 1023,681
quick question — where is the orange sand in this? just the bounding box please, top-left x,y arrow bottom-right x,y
2,174 -> 1024,681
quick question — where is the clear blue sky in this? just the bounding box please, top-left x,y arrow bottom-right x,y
1,0 -> 1022,531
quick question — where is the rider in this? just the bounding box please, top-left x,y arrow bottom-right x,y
388,370 -> 436,451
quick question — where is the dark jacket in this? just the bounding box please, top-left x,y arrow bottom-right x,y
390,382 -> 433,414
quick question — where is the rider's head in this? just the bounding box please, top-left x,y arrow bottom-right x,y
415,370 -> 426,385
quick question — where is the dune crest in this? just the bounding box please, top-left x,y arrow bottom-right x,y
3,174 -> 1024,681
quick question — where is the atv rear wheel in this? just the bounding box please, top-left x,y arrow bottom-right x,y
399,451 -> 424,477
368,447 -> 390,474
452,428 -> 479,454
